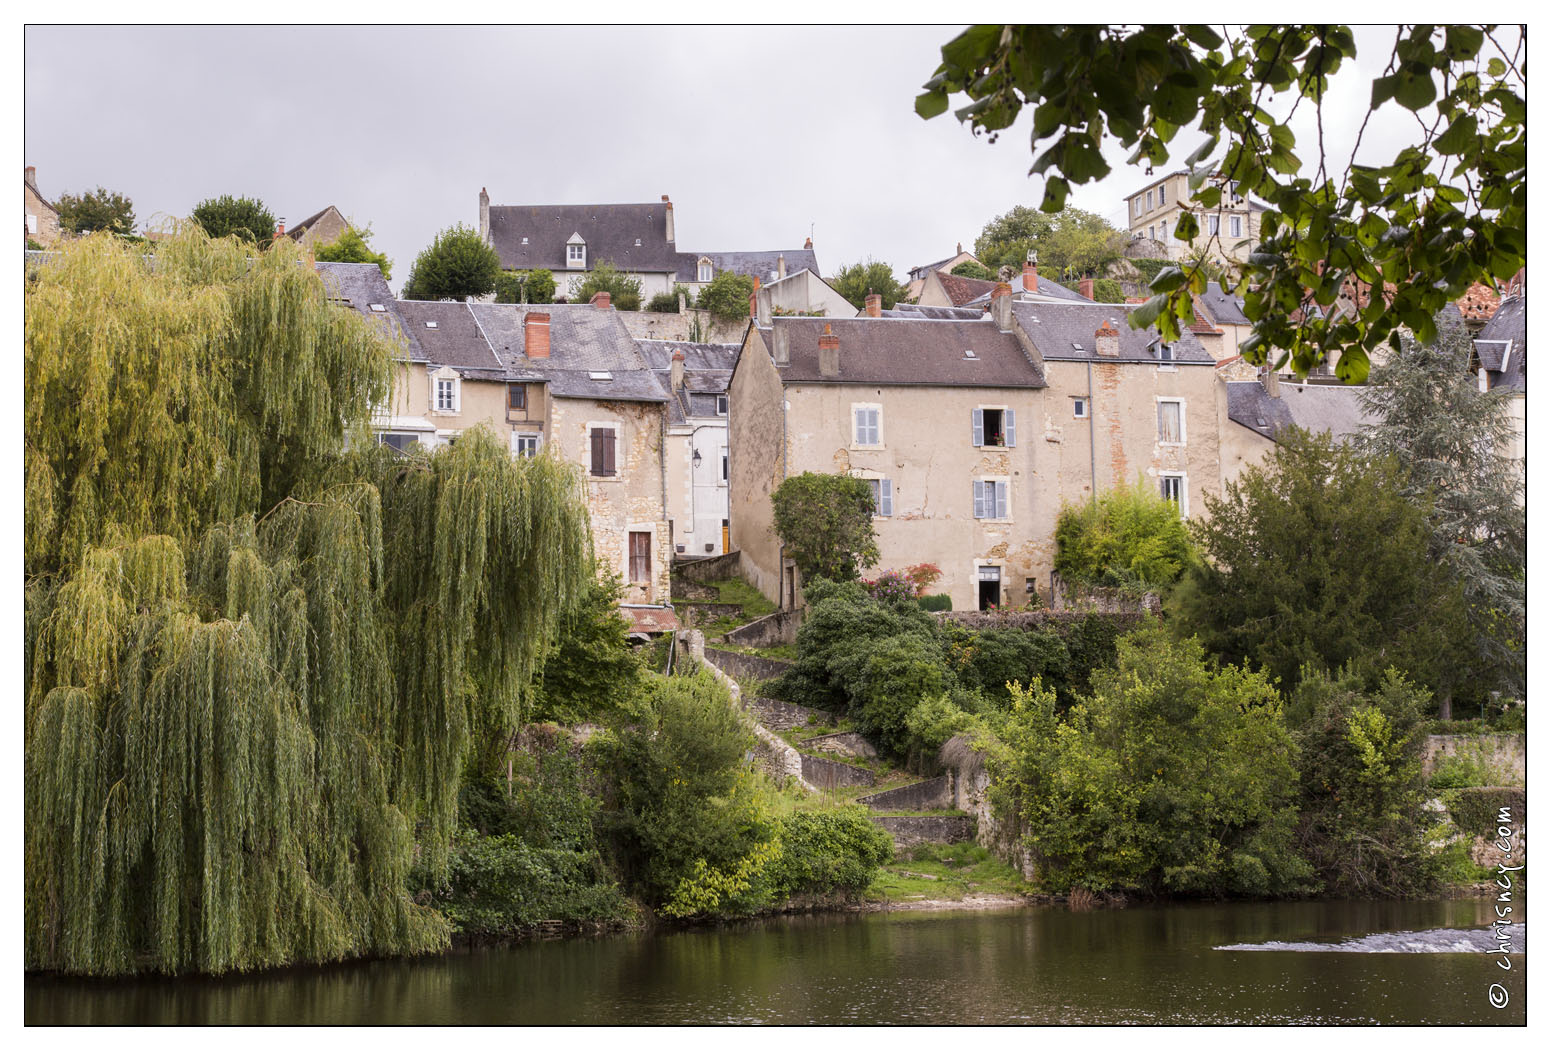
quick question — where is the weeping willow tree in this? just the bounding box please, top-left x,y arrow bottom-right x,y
25,229 -> 592,975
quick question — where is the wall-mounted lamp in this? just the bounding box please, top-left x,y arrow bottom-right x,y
692,449 -> 702,468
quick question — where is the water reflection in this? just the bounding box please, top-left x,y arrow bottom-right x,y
27,899 -> 1525,1025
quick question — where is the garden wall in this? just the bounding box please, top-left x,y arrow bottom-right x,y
724,608 -> 804,648
870,815 -> 976,849
858,777 -> 952,811
1422,734 -> 1525,785
703,648 -> 794,684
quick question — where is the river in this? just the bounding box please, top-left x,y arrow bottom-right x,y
26,897 -> 1524,1024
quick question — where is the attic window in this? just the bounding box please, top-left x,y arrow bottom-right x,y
369,303 -> 387,312
634,238 -> 642,246
425,321 -> 438,329
521,236 -> 529,245
588,371 -> 613,381
963,349 -> 977,359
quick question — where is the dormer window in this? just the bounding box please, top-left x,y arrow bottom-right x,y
697,258 -> 713,283
566,233 -> 587,269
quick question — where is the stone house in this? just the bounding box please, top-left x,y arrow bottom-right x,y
1124,170 -> 1267,267
1216,367 -> 1377,487
286,205 -> 351,249
24,166 -> 62,247
1471,274 -> 1526,470
904,243 -> 983,301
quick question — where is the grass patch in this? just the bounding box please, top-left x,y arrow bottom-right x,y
709,578 -> 776,622
869,842 -> 1028,902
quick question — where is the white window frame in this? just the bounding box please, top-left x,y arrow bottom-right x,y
1157,342 -> 1177,372
568,242 -> 586,265
1158,183 -> 1167,206
1209,214 -> 1221,235
697,258 -> 713,283
1072,398 -> 1087,418
429,366 -> 460,414
1146,190 -> 1154,210
1156,397 -> 1186,446
511,431 -> 541,458
1159,472 -> 1189,518
27,213 -> 38,234
1230,214 -> 1243,238
972,477 -> 1011,521
851,403 -> 883,448
971,406 -> 1015,448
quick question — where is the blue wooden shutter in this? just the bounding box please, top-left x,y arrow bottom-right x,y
972,479 -> 985,519
995,481 -> 1009,519
880,479 -> 893,516
971,408 -> 984,446
1005,409 -> 1016,447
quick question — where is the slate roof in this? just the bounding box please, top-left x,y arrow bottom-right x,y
486,202 -> 679,273
882,304 -> 984,320
936,272 -> 997,306
394,300 -> 506,377
469,302 -> 666,402
636,340 -> 738,424
314,262 -> 427,362
1198,280 -> 1250,326
1474,293 -> 1525,392
759,316 -> 1045,389
964,273 -> 1093,306
1011,301 -> 1215,364
1224,380 -> 1376,441
675,249 -> 820,284
287,205 -> 344,241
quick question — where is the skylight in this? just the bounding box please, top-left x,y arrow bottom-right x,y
369,303 -> 387,312
588,371 -> 613,381
425,321 -> 438,329
963,350 -> 977,359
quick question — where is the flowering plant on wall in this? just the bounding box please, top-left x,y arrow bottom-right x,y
862,563 -> 942,604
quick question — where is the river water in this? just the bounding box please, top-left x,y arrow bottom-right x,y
26,898 -> 1524,1025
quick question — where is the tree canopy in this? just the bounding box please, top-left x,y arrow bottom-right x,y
312,222 -> 393,280
401,224 -> 502,301
1053,479 -> 1196,592
565,261 -> 643,311
771,472 -> 879,584
190,194 -> 277,247
54,186 -> 136,236
829,259 -> 908,311
696,271 -> 755,321
973,205 -> 1127,276
949,260 -> 996,281
918,25 -> 1527,379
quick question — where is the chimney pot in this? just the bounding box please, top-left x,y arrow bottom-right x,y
803,236 -> 812,249
1094,320 -> 1121,358
1022,257 -> 1038,295
525,312 -> 552,359
662,194 -> 670,202
275,219 -> 286,239
590,290 -> 611,310
864,293 -> 882,318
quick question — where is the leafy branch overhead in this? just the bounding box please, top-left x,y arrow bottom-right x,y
917,25 -> 1526,379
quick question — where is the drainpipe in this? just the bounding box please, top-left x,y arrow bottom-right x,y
1086,358 -> 1097,502
660,411 -> 669,597
779,383 -> 790,610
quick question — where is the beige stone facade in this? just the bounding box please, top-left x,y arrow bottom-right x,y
1124,170 -> 1263,267
24,167 -> 61,247
288,205 -> 351,249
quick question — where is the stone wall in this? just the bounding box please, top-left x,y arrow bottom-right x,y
800,754 -> 875,790
671,550 -> 745,584
703,647 -> 794,684
858,776 -> 952,811
870,815 -> 977,849
936,609 -> 1147,633
802,732 -> 877,761
1444,787 -> 1526,868
616,308 -> 746,345
675,603 -> 745,627
940,735 -> 1034,879
678,629 -> 813,791
724,608 -> 804,648
1422,734 -> 1526,786
1048,573 -> 1161,614
743,696 -> 834,733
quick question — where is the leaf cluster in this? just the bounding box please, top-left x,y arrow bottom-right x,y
402,224 -> 502,301
1054,479 -> 1196,590
770,472 -> 879,584
54,186 -> 135,236
566,260 -> 642,311
828,258 -> 908,311
312,223 -> 393,280
696,271 -> 755,321
190,194 -> 276,247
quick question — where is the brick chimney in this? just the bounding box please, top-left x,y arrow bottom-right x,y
670,348 -> 685,391
990,282 -> 1013,331
662,194 -> 674,243
1094,320 -> 1121,358
1079,277 -> 1094,300
1022,250 -> 1038,294
749,275 -> 761,319
479,187 -> 490,242
25,165 -> 37,190
275,218 -> 286,240
803,236 -> 812,249
525,312 -> 551,359
590,290 -> 611,310
818,323 -> 840,377
772,323 -> 790,365
864,293 -> 882,318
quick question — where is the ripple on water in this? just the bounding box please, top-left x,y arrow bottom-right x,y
1216,924 -> 1525,954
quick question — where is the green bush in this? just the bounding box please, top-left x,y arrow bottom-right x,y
567,261 -> 642,311
950,260 -> 996,281
1428,754 -> 1495,790
494,269 -> 555,304
528,572 -> 644,726
646,291 -> 680,312
697,271 -> 757,321
945,624 -> 1069,700
1054,479 -> 1195,591
918,593 -> 953,612
767,811 -> 894,898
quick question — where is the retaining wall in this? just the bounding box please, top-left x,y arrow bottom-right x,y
703,648 -> 795,684
743,697 -> 835,733
801,731 -> 877,761
671,551 -> 745,585
800,754 -> 875,790
858,776 -> 953,811
870,815 -> 977,849
675,603 -> 746,627
1422,734 -> 1526,785
724,608 -> 804,648
936,609 -> 1147,633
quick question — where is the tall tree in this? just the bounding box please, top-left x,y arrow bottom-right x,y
771,472 -> 879,583
1358,310 -> 1526,712
695,270 -> 755,321
312,222 -> 392,280
917,25 -> 1527,378
565,260 -> 642,311
829,259 -> 907,311
190,194 -> 278,246
54,186 -> 135,236
401,224 -> 502,301
974,206 -> 1126,276
24,229 -> 592,975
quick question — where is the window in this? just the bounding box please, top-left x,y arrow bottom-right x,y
1073,398 -> 1087,418
1158,183 -> 1167,206
27,213 -> 38,234
1133,197 -> 1142,217
378,432 -> 419,453
1157,341 -> 1175,364
1157,399 -> 1184,444
1230,215 -> 1243,238
590,427 -> 617,476
512,433 -> 540,458
1146,190 -> 1154,210
567,243 -> 586,264
508,383 -> 526,411
972,408 -> 1015,447
716,394 -> 728,416
1149,225 -> 1156,240
853,405 -> 881,446
435,377 -> 457,412
721,448 -> 728,483
866,478 -> 893,517
1159,220 -> 1167,240
698,259 -> 712,282
1208,214 -> 1221,235
972,479 -> 1009,520
629,531 -> 652,583
1159,474 -> 1188,517
521,236 -> 529,245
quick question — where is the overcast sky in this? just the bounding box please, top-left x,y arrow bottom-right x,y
25,25 -> 1498,295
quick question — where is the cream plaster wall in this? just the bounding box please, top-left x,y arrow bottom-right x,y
727,327 -> 790,604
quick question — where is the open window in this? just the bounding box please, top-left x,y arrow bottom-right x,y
972,408 -> 1015,447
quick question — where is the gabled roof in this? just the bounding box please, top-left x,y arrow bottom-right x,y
675,249 -> 820,284
934,271 -> 997,306
757,316 -> 1045,389
394,300 -> 505,377
314,261 -> 426,362
1198,280 -> 1250,326
487,202 -> 679,273
1224,380 -> 1376,442
964,273 -> 1093,306
1474,293 -> 1525,392
288,205 -> 347,241
1011,301 -> 1214,364
469,302 -> 667,402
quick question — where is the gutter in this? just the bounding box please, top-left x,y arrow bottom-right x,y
1086,358 -> 1097,503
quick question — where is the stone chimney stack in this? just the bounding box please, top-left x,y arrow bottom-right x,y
864,293 -> 882,318
1023,249 -> 1039,295
777,254 -> 786,280
25,166 -> 37,190
803,236 -> 812,249
525,312 -> 551,358
1079,277 -> 1094,300
670,348 -> 685,391
590,290 -> 611,310
1094,320 -> 1121,358
1261,363 -> 1281,398
956,241 -> 963,254
749,275 -> 761,319
479,187 -> 490,242
662,194 -> 674,243
756,285 -> 772,327
818,323 -> 840,378
772,323 -> 790,365
991,282 -> 1013,332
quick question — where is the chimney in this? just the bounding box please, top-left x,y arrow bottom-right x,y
590,290 -> 611,310
662,194 -> 674,243
818,323 -> 840,377
756,286 -> 772,327
772,323 -> 790,365
749,275 -> 761,319
1079,277 -> 1094,300
670,348 -> 685,391
777,254 -> 786,280
803,236 -> 812,249
25,165 -> 37,190
479,187 -> 490,242
275,218 -> 286,240
956,241 -> 963,254
525,312 -> 551,358
864,293 -> 882,318
991,282 -> 1013,332
1261,363 -> 1281,398
1094,320 -> 1121,358
1022,249 -> 1038,294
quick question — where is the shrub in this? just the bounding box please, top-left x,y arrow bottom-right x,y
567,261 -> 642,311
771,472 -> 879,584
1054,479 -> 1194,591
766,811 -> 894,898
950,260 -> 996,281
696,271 -> 757,321
646,291 -> 680,312
945,624 -> 1069,700
918,593 -> 953,612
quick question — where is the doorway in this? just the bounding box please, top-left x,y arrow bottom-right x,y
977,565 -> 1001,611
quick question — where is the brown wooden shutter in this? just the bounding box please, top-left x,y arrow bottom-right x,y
629,531 -> 651,581
602,429 -> 616,475
591,430 -> 605,474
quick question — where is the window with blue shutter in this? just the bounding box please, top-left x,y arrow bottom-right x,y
975,408 -> 1014,447
995,481 -> 1008,519
880,479 -> 892,516
854,406 -> 881,445
974,480 -> 1008,519
1005,409 -> 1015,447
971,408 -> 984,446
972,479 -> 985,519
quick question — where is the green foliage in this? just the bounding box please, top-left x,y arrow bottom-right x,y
1172,429 -> 1468,700
944,624 -> 1068,700
766,811 -> 894,898
950,260 -> 996,281
1288,668 -> 1441,895
24,231 -> 593,975
1441,787 -> 1523,843
313,223 -> 392,280
696,271 -> 756,321
829,258 -> 908,310
566,261 -> 642,311
1428,755 -> 1495,791
1127,257 -> 1172,283
917,25 -> 1526,375
918,593 -> 953,612
494,269 -> 558,304
402,224 -> 501,301
972,205 -> 1126,275
646,291 -> 680,312
1071,277 -> 1125,303
770,472 -> 879,584
190,194 -> 276,246
527,572 -> 644,726
988,627 -> 1311,896
54,186 -> 135,236
1055,480 -> 1195,592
